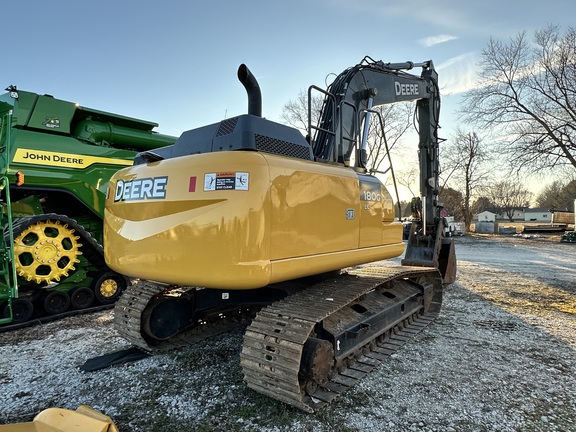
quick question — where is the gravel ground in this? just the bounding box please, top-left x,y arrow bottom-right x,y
0,234 -> 575,431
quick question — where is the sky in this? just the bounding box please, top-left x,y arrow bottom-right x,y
4,0 -> 575,196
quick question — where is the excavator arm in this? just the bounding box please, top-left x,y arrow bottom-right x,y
310,56 -> 455,283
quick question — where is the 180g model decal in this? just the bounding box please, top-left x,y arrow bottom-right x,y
359,176 -> 386,211
114,176 -> 168,202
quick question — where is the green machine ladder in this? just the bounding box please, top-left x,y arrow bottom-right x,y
0,110 -> 18,324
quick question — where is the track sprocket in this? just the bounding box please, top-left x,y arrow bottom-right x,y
13,219 -> 82,284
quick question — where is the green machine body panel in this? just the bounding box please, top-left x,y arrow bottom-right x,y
0,87 -> 177,326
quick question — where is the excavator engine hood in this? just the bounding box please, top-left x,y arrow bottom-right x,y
134,114 -> 313,165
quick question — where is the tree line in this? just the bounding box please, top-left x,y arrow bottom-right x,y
448,24 -> 576,228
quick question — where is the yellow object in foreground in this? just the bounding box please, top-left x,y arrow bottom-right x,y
0,405 -> 118,432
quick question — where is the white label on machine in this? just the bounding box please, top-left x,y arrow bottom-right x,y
204,172 -> 249,191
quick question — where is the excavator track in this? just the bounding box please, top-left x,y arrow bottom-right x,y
240,266 -> 442,412
0,214 -> 125,331
114,280 -> 255,352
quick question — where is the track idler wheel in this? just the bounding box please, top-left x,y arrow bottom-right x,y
299,337 -> 335,394
93,272 -> 126,304
141,293 -> 196,342
43,291 -> 71,315
2,298 -> 34,323
70,287 -> 95,309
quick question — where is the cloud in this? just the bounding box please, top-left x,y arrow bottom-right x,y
419,34 -> 458,47
436,52 -> 479,95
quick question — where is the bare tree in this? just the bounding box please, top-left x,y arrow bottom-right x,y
471,196 -> 496,215
438,186 -> 465,222
535,180 -> 566,209
364,103 -> 413,172
536,179 -> 576,210
461,25 -> 576,172
395,166 -> 419,198
489,181 -> 532,221
442,130 -> 491,229
561,180 -> 576,211
280,90 -> 323,136
396,200 -> 413,219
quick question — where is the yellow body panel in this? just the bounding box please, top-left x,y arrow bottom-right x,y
104,151 -> 404,289
0,406 -> 118,432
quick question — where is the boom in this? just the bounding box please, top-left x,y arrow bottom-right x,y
309,57 -> 454,282
311,56 -> 440,224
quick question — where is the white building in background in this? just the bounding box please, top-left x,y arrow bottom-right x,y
476,211 -> 496,222
523,207 -> 552,222
496,209 -> 524,221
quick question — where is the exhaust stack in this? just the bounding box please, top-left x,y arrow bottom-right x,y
237,64 -> 262,117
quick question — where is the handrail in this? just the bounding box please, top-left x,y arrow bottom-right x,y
360,107 -> 402,218
0,111 -> 19,324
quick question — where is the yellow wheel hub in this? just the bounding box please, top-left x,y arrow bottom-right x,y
98,278 -> 119,298
14,219 -> 82,284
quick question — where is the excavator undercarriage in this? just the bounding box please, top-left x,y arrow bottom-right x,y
114,265 -> 443,411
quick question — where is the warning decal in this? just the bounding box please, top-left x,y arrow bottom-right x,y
204,172 -> 249,191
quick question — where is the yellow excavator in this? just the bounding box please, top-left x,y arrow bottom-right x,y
103,57 -> 456,412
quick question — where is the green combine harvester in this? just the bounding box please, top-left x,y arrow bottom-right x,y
0,86 -> 176,329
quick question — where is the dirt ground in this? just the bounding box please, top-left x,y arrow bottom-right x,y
1,234 -> 575,431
